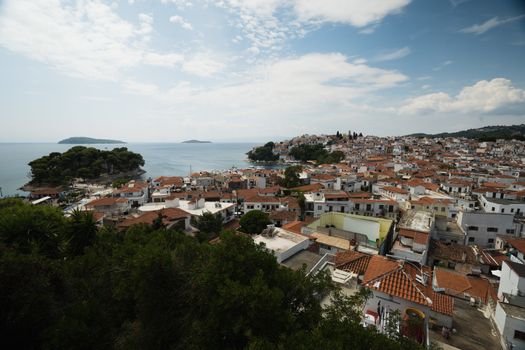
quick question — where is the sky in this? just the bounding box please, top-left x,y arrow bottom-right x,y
0,0 -> 525,142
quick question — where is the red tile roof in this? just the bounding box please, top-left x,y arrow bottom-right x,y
335,250 -> 371,276
363,255 -> 453,316
87,197 -> 128,207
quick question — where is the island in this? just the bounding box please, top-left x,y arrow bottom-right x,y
25,146 -> 145,186
58,137 -> 125,144
182,140 -> 212,143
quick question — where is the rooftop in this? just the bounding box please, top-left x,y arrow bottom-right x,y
398,210 -> 433,233
253,228 -> 309,254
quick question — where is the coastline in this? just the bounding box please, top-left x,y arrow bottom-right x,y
20,168 -> 146,192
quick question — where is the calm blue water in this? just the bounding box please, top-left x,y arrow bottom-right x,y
0,143 -> 261,196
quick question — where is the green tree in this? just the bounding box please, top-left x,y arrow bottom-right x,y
239,210 -> 271,234
281,165 -> 302,188
28,146 -> 144,185
247,142 -> 279,162
193,212 -> 223,241
65,210 -> 98,256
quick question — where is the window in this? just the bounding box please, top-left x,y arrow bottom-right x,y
317,205 -> 323,210
468,237 -> 475,243
501,208 -> 505,213
491,207 -> 495,212
355,203 -> 360,210
388,205 -> 394,213
487,227 -> 498,233
488,238 -> 494,244
441,207 -> 446,212
511,208 -> 514,213
366,204 -> 372,211
467,226 -> 479,231
515,330 -> 525,341
506,229 -> 515,234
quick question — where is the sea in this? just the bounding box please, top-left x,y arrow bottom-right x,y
0,142 -> 265,197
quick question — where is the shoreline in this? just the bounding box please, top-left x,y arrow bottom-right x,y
20,168 -> 146,192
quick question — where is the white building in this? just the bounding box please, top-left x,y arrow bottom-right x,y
480,195 -> 525,216
493,261 -> 525,350
304,191 -> 350,217
458,211 -> 519,247
113,181 -> 149,207
253,226 -> 310,263
139,197 -> 235,223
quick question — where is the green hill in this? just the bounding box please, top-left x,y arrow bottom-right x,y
408,124 -> 525,141
58,137 -> 125,144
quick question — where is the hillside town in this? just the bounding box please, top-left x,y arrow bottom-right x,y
28,132 -> 525,350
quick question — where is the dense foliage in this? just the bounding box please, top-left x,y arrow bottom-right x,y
28,146 -> 145,185
289,144 -> 345,164
192,211 -> 224,241
280,165 -> 302,188
239,209 -> 272,234
410,124 -> 525,141
247,142 -> 279,162
0,199 -> 424,350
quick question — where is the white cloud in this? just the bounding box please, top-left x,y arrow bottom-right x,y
400,78 -> 525,114
182,53 -> 224,77
123,79 -> 160,96
293,0 -> 411,27
0,0 -> 184,80
162,0 -> 193,10
460,14 -> 525,35
432,60 -> 452,71
169,15 -> 193,30
374,46 -> 411,61
214,0 -> 412,55
142,53 -> 408,114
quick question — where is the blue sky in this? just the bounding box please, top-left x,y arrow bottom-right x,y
0,0 -> 524,142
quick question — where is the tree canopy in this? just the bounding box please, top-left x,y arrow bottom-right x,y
247,142 -> 279,162
289,144 -> 345,164
0,198 -> 424,350
28,146 -> 145,185
280,165 -> 302,188
192,211 -> 223,241
239,209 -> 272,234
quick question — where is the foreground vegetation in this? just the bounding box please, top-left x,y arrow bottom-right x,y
0,199 -> 424,350
28,146 -> 144,185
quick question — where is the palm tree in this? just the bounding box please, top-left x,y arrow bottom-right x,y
66,209 -> 97,256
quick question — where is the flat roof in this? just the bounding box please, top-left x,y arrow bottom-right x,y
281,250 -> 324,271
500,301 -> 525,321
254,229 -> 308,254
484,197 -> 525,205
398,210 -> 433,233
310,232 -> 350,250
139,200 -> 235,215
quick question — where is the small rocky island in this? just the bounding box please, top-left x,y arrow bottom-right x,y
182,140 -> 212,143
24,146 -> 145,188
58,137 -> 125,144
